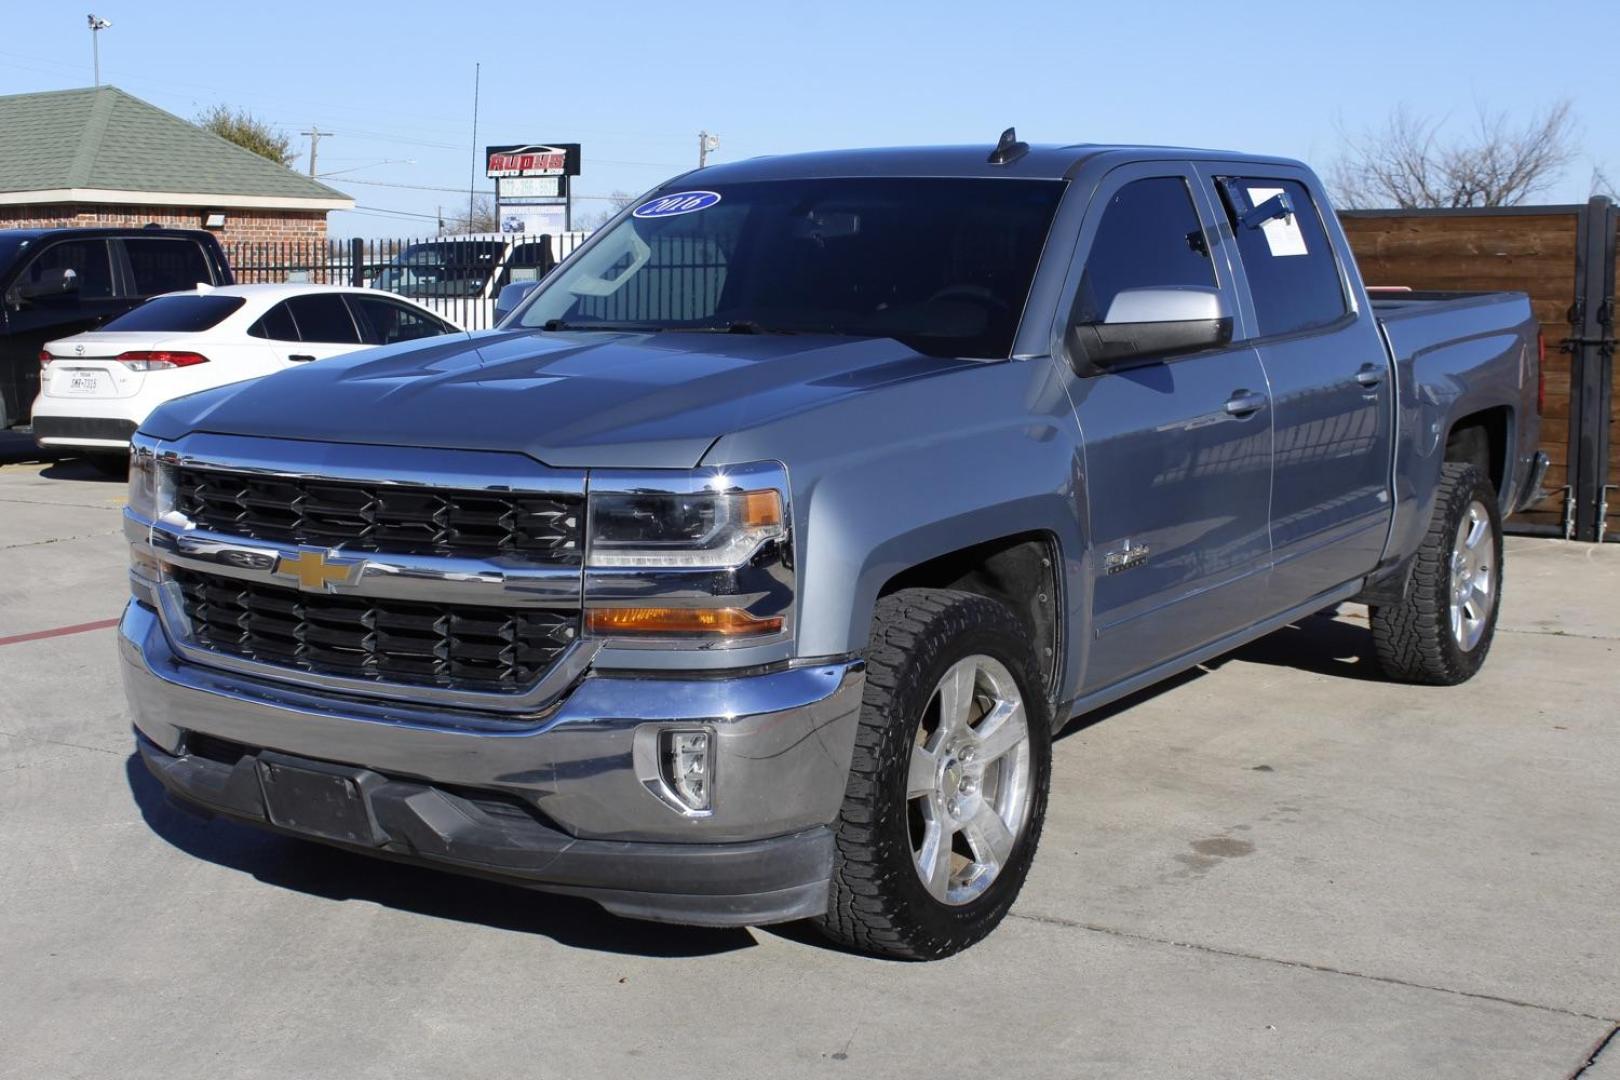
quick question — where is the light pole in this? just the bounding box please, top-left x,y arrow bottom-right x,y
698,130 -> 719,168
87,14 -> 111,87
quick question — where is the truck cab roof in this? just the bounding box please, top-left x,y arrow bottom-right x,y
690,142 -> 1308,184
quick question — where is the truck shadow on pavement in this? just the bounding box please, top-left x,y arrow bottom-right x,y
123,755 -> 760,958
1057,608 -> 1385,740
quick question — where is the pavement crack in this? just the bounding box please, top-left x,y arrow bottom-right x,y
0,530 -> 123,551
1569,1024 -> 1620,1080
1010,911 -> 1619,1024
0,495 -> 124,511
1497,627 -> 1620,642
0,728 -> 126,758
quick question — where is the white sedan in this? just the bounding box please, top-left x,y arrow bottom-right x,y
31,284 -> 463,466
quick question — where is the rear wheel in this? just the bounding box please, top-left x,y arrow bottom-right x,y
817,588 -> 1052,960
1371,463 -> 1503,684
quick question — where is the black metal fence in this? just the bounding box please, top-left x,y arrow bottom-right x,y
224,233 -> 590,331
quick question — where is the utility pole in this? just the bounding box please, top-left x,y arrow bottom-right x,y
468,63 -> 481,233
87,15 -> 111,87
698,130 -> 719,168
300,126 -> 329,178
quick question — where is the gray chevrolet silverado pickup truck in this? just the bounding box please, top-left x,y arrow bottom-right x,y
121,134 -> 1546,959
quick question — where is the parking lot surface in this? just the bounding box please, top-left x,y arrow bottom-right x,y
1,431 -> 1616,1080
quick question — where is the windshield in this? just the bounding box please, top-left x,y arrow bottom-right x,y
516,178 -> 1065,358
373,241 -> 501,298
102,294 -> 246,332
0,234 -> 30,268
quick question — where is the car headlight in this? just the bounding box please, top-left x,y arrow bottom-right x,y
584,462 -> 793,643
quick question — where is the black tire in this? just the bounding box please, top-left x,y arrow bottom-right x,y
86,452 -> 129,479
1371,463 -> 1503,685
816,588 -> 1052,960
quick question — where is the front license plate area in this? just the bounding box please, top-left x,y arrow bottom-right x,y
258,758 -> 380,846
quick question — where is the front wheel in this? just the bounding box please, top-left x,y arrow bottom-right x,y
817,588 -> 1052,960
1371,463 -> 1504,685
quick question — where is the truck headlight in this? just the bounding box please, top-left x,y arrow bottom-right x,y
126,435 -> 172,521
584,462 -> 793,643
588,483 -> 784,568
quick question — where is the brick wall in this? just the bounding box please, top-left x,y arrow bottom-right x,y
0,203 -> 327,246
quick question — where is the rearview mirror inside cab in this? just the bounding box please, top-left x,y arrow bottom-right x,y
1069,285 -> 1232,372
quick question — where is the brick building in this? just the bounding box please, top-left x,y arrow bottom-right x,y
0,86 -> 351,246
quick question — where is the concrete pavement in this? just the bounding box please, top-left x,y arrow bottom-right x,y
1,432 -> 1615,1080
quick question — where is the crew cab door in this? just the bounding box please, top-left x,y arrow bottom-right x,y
1201,168 -> 1394,608
1057,165 -> 1275,691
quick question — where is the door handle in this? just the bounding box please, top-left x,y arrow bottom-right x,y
1224,390 -> 1267,417
287,354 -> 316,363
1354,363 -> 1385,388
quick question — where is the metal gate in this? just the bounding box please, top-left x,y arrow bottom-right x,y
1341,197 -> 1618,541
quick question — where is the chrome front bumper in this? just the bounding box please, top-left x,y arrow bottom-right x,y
121,601 -> 864,846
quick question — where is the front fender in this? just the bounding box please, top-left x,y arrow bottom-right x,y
707,356 -> 1089,694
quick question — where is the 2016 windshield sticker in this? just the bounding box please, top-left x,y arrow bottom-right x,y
633,191 -> 722,219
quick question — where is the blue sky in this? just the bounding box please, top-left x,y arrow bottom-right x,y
3,0 -> 1614,237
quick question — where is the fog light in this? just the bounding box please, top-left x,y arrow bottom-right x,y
662,729 -> 713,812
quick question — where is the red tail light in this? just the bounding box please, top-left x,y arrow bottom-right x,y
39,350 -> 53,369
1536,332 -> 1546,416
116,350 -> 210,371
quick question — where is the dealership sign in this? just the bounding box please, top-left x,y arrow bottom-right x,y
485,143 -> 581,178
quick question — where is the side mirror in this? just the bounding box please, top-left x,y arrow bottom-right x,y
494,280 -> 540,324
1069,286 -> 1231,371
14,267 -> 80,304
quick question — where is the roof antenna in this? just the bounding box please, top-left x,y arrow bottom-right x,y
988,127 -> 1028,166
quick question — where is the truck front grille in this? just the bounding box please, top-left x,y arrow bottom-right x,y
172,568 -> 578,694
172,466 -> 581,562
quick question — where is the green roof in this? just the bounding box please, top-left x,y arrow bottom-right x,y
0,86 -> 351,208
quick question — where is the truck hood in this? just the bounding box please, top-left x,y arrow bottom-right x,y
140,328 -> 978,468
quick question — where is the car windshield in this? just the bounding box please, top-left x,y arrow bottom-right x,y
101,294 -> 247,332
373,241 -> 502,298
0,234 -> 30,268
515,177 -> 1066,358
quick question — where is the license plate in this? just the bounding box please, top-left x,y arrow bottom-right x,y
66,372 -> 102,394
258,759 -> 380,846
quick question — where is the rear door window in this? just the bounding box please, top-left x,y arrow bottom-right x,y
102,294 -> 246,332
123,238 -> 215,296
247,301 -> 301,341
20,240 -> 115,300
347,295 -> 452,346
1074,176 -> 1218,323
1219,177 -> 1347,337
282,293 -> 360,344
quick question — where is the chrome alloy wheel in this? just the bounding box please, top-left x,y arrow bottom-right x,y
1449,499 -> 1495,652
907,655 -> 1034,906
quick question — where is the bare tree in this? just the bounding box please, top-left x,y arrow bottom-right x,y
1329,101 -> 1577,210
195,105 -> 296,168
1593,165 -> 1617,200
574,190 -> 638,231
443,195 -> 498,234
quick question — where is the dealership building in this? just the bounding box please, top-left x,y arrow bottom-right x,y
0,86 -> 352,246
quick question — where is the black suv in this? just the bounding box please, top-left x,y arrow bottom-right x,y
0,227 -> 233,428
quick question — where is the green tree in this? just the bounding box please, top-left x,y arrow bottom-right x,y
195,105 -> 296,169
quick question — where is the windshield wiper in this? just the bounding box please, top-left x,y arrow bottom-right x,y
663,321 -> 798,335
540,319 -> 662,333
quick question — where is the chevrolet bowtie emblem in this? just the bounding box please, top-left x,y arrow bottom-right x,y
274,547 -> 363,591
